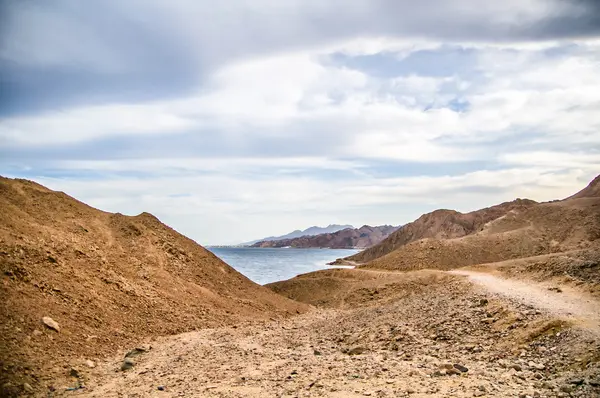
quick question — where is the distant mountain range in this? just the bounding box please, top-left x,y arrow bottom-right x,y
250,225 -> 399,249
241,224 -> 353,246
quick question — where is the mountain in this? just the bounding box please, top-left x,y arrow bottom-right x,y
241,224 -> 354,246
347,199 -> 537,263
0,177 -> 307,392
250,225 -> 399,249
349,174 -> 600,271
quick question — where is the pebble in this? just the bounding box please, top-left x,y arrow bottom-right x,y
121,358 -> 135,371
85,360 -> 95,368
157,385 -> 165,391
566,378 -> 584,385
559,385 -> 573,393
454,364 -> 469,373
41,317 -> 60,332
23,383 -> 34,393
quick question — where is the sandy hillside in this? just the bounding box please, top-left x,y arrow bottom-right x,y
342,175 -> 599,273
0,177 -> 307,397
347,199 -> 537,263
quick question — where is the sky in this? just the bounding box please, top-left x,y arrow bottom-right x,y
1,0 -> 600,245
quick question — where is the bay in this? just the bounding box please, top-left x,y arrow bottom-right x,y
207,247 -> 359,285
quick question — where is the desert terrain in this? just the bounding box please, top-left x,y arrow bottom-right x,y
1,175 -> 599,397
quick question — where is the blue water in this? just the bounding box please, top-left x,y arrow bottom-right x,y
207,247 -> 360,285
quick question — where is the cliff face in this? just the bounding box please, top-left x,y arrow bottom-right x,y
0,177 -> 307,392
348,199 -> 538,263
251,225 -> 399,249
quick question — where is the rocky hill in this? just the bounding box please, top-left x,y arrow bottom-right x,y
347,199 -> 538,263
0,177 -> 307,395
241,224 -> 353,246
356,175 -> 600,272
251,225 -> 399,249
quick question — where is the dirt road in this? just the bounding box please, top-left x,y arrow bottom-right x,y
449,270 -> 600,333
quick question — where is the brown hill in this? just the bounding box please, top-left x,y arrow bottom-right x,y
359,177 -> 600,272
251,225 -> 398,249
566,173 -> 600,199
347,199 -> 537,263
0,177 -> 307,394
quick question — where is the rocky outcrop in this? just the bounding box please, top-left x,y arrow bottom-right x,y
251,225 -> 399,249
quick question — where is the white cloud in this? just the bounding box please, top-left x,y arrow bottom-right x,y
2,1 -> 600,245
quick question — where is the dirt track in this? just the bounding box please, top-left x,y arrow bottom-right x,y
450,270 -> 600,334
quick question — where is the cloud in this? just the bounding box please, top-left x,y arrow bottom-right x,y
1,1 -> 600,244
2,0 -> 600,116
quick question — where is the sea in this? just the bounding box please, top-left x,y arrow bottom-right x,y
207,247 -> 360,285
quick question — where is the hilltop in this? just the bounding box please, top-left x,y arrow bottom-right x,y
0,177 -> 307,395
251,224 -> 398,249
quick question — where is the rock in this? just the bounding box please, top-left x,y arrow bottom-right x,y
510,364 -> 523,372
157,385 -> 165,391
313,350 -> 322,356
559,385 -> 573,393
454,364 -> 469,373
528,361 -> 545,371
120,358 -> 135,371
566,378 -> 584,385
69,368 -> 81,378
473,390 -> 485,397
41,317 -> 60,332
125,347 -> 147,358
347,346 -> 366,355
32,330 -> 43,337
23,383 -> 34,393
447,368 -> 462,376
588,378 -> 600,387
85,360 -> 95,368
406,388 -> 416,394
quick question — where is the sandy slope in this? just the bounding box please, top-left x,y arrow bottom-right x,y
0,177 -> 306,396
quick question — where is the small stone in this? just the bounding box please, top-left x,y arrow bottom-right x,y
85,360 -> 95,368
313,350 -> 322,356
23,383 -> 34,393
447,368 -> 462,376
406,388 -> 416,394
559,385 -> 573,393
41,317 -> 60,332
473,390 -> 485,397
69,368 -> 81,378
347,346 -> 366,355
121,358 -> 135,371
566,378 -> 584,385
125,347 -> 147,358
157,385 -> 165,391
528,362 -> 545,371
510,364 -> 522,372
454,364 -> 469,373
32,330 -> 43,337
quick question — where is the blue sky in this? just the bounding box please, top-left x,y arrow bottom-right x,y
1,0 -> 600,244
